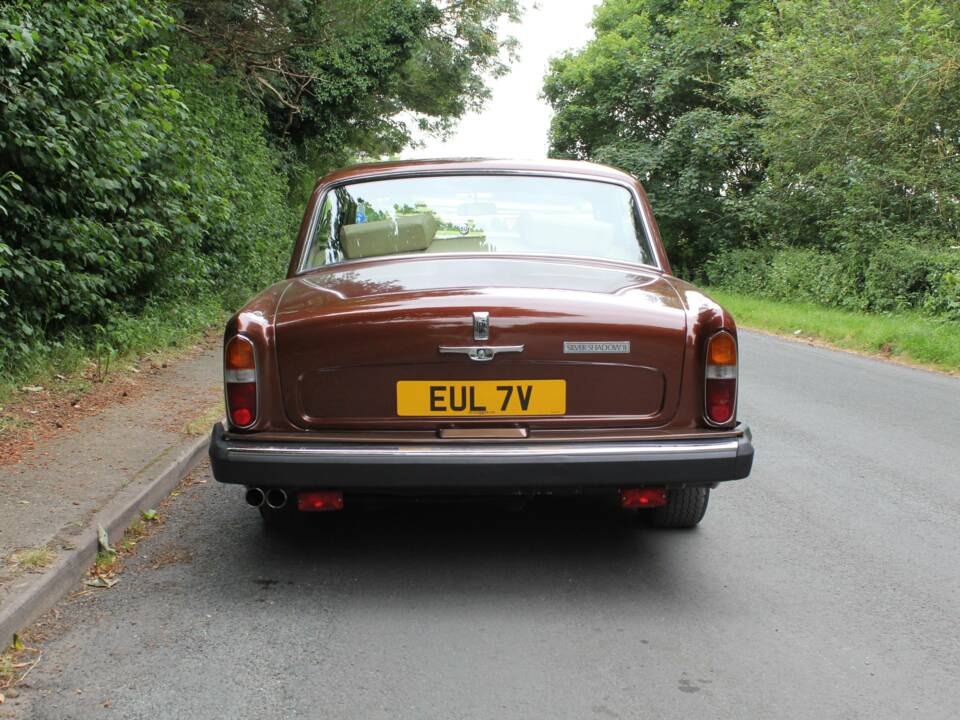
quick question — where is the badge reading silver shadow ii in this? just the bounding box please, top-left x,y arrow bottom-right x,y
563,341 -> 631,354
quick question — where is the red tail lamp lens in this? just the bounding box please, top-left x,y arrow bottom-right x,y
298,491 -> 344,512
227,382 -> 256,427
706,378 -> 736,425
620,487 -> 668,508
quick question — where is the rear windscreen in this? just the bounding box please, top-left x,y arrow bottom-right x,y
299,175 -> 656,270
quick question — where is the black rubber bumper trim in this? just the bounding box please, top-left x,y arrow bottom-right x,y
209,423 -> 754,492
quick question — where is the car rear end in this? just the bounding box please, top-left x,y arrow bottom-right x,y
210,160 -> 753,527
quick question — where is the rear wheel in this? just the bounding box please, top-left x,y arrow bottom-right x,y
646,487 -> 710,529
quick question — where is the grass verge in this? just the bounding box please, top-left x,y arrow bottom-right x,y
0,298 -> 227,408
707,289 -> 960,373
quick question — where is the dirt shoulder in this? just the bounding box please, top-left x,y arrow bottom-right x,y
0,338 -> 223,603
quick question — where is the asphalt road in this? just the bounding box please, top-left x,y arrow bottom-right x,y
14,331 -> 960,719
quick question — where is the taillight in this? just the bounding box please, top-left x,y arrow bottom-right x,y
225,335 -> 257,428
705,331 -> 737,426
297,491 -> 345,512
619,487 -> 668,508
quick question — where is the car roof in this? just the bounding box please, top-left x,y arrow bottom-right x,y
316,158 -> 637,187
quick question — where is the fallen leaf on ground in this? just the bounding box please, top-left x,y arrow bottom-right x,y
84,576 -> 118,588
21,386 -> 43,393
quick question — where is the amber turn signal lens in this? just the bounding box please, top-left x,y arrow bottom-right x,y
225,336 -> 256,370
707,332 -> 737,366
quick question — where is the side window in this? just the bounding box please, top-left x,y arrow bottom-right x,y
301,192 -> 339,271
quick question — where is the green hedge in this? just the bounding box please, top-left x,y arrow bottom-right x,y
544,0 -> 960,321
704,244 -> 960,319
0,1 -> 297,376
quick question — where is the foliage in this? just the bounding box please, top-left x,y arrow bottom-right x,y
0,0 -> 518,379
543,0 -> 960,318
174,0 -> 520,177
0,0 -> 293,373
742,0 -> 960,252
0,171 -> 21,216
704,245 -> 960,319
707,289 -> 960,372
543,0 -> 771,272
1,0 -> 185,368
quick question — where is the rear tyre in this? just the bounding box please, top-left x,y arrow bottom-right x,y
646,487 -> 710,529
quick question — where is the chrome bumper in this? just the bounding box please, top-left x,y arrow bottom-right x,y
209,423 -> 754,492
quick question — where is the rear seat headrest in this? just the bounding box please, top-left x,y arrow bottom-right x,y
340,214 -> 438,259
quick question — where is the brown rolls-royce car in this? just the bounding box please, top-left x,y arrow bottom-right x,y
209,159 -> 753,527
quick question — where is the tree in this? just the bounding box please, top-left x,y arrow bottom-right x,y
543,0 -> 771,274
0,0 -> 521,374
174,0 -> 521,174
742,0 -> 960,251
543,0 -> 960,315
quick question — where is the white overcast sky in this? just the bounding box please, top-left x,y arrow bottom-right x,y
403,0 -> 600,160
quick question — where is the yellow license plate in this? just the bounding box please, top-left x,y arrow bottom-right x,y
396,380 -> 566,417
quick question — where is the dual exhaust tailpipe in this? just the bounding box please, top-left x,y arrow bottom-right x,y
245,487 -> 287,510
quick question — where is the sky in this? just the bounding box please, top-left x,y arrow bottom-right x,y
403,0 -> 600,160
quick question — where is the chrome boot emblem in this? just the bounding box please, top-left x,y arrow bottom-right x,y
439,311 -> 522,361
438,345 -> 524,362
473,311 -> 489,341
